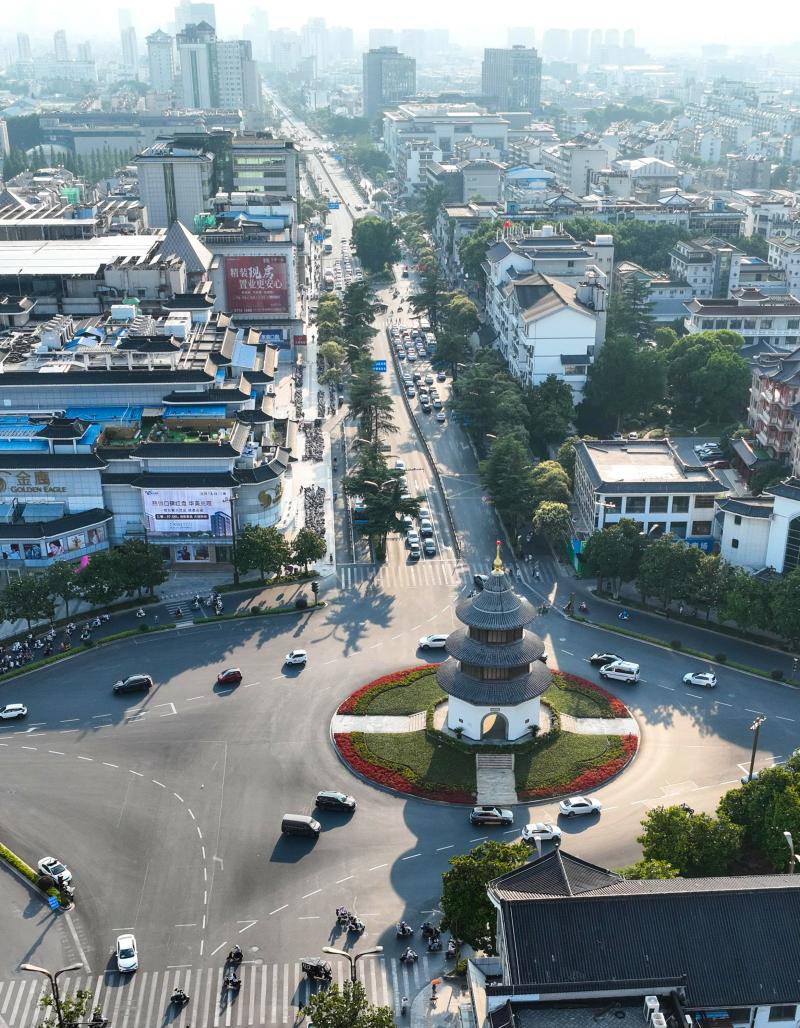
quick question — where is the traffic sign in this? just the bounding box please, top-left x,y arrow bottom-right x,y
372,360 -> 387,372
327,201 -> 340,210
313,232 -> 325,242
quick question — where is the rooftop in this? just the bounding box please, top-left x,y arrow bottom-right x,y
0,236 -> 166,276
577,440 -> 721,492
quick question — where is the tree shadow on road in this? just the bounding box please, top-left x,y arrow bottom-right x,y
307,581 -> 396,657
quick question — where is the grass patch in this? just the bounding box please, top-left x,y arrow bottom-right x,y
514,733 -> 619,791
357,730 -> 477,793
360,672 -> 445,715
543,672 -> 615,718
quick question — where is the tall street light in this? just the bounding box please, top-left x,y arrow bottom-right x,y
21,963 -> 83,1028
747,715 -> 767,783
322,945 -> 383,982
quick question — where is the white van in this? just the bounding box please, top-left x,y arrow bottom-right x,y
599,660 -> 640,683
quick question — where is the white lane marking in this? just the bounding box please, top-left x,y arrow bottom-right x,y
129,770 -> 144,777
175,923 -> 198,928
777,715 -> 795,722
173,793 -> 184,803
336,875 -> 353,883
302,889 -> 322,899
714,701 -> 733,707
103,762 -> 119,768
188,808 -> 196,820
48,750 -> 65,756
654,684 -> 675,691
561,649 -> 574,656
502,828 -> 518,835
60,729 -> 79,733
269,905 -> 288,915
745,708 -> 765,715
21,745 -> 37,751
401,853 -> 421,860
60,718 -> 80,723
186,696 -> 204,702
152,779 -> 165,787
196,826 -> 203,839
435,845 -> 454,852
298,916 -> 320,920
77,755 -> 93,761
92,713 -> 112,719
469,836 -> 488,843
369,863 -> 388,871
238,920 -> 257,934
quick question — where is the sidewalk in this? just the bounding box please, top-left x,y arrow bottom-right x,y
411,979 -> 471,1028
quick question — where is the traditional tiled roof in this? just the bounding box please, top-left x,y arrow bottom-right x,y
437,659 -> 550,705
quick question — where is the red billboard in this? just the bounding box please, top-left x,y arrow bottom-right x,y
224,256 -> 289,315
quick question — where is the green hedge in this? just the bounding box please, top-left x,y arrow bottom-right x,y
354,668 -> 443,714
0,843 -> 61,903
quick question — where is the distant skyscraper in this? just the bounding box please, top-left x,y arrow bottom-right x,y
16,33 -> 31,63
175,1 -> 216,31
571,28 -> 589,62
481,46 -> 542,113
362,46 -> 416,121
589,28 -> 603,60
76,41 -> 93,62
177,21 -> 217,108
270,29 -> 301,74
243,7 -> 270,60
121,26 -> 139,76
507,27 -> 536,48
147,30 -> 175,94
542,28 -> 569,59
119,8 -> 133,30
216,40 -> 260,111
622,28 -> 635,50
328,27 -> 354,61
604,28 -> 620,48
53,30 -> 68,62
301,18 -> 329,72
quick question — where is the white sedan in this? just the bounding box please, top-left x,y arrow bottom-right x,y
284,650 -> 307,666
559,796 -> 602,818
116,933 -> 138,972
683,671 -> 717,689
521,822 -> 562,843
419,635 -> 447,650
38,857 -> 72,884
0,703 -> 27,720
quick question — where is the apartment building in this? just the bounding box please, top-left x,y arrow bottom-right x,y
768,235 -> 800,293
669,236 -> 743,298
684,289 -> 800,349
362,47 -> 416,121
747,345 -> 800,461
146,30 -> 175,95
541,138 -> 607,196
614,262 -> 693,322
133,142 -> 215,228
480,46 -> 542,113
383,103 -> 509,168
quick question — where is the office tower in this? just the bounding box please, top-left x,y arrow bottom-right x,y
243,7 -> 269,60
270,30 -> 301,74
604,28 -> 620,48
53,30 -> 68,61
507,27 -> 536,48
216,40 -> 260,111
542,28 -> 569,59
0,120 -> 10,159
368,29 -> 396,49
571,28 -> 589,62
175,2 -> 216,31
147,30 -> 175,94
589,28 -> 603,60
76,41 -> 93,62
177,21 -> 217,108
119,8 -> 133,29
481,46 -> 542,113
301,18 -> 328,72
362,46 -> 416,121
17,33 -> 31,63
133,141 -> 214,227
622,28 -> 635,49
121,26 -> 139,76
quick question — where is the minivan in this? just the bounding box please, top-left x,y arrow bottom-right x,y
281,814 -> 321,839
599,660 -> 640,683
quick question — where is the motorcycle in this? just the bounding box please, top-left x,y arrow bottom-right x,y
446,939 -> 457,958
336,906 -> 350,925
100,613 -> 111,623
348,916 -> 365,934
427,937 -> 442,952
578,601 -> 589,613
618,610 -> 631,621
227,947 -> 243,965
396,922 -> 413,938
400,948 -> 418,963
171,990 -> 189,1007
223,975 -> 241,991
135,609 -> 146,619
400,996 -> 408,1015
192,598 -> 201,610
90,616 -> 102,629
420,921 -> 437,938
80,630 -> 91,642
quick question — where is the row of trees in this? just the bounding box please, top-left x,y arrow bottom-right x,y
1,145 -> 134,186
1,541 -> 168,629
582,524 -> 800,646
234,525 -> 326,581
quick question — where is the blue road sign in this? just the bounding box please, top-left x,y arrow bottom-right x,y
327,201 -> 340,210
313,232 -> 325,242
48,896 -> 59,910
372,360 -> 387,372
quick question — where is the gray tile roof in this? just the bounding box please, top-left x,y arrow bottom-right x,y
0,506 -> 112,540
445,627 -> 546,667
717,497 -> 773,519
767,477 -> 800,501
436,658 -> 550,704
490,851 -> 621,901
455,570 -> 537,631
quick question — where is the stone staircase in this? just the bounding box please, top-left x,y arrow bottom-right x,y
475,753 -> 518,805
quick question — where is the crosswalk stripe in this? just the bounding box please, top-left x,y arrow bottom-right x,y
1,980 -> 13,1015
155,973 -> 171,1027
202,967 -> 214,1027
259,963 -> 267,1024
270,964 -> 277,1024
281,964 -> 288,1024
9,979 -> 28,1025
144,972 -> 159,1028
17,979 -> 39,1028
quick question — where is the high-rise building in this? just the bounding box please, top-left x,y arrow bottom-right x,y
622,28 -> 635,50
328,27 -> 354,61
270,29 -> 301,74
362,46 -> 416,121
175,1 -> 216,31
16,33 -> 31,63
301,18 -> 328,72
541,28 -> 569,59
507,27 -> 536,48
133,140 -> 214,227
216,40 -> 261,112
589,28 -> 603,60
604,28 -> 620,48
121,26 -> 139,76
571,28 -> 589,62
53,30 -> 68,62
177,21 -> 217,108
243,7 -> 269,60
481,46 -> 542,113
147,30 -> 175,94
76,41 -> 93,62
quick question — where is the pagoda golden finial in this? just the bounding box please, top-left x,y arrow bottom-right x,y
493,539 -> 503,572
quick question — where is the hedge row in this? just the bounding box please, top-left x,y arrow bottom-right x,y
0,843 -> 63,905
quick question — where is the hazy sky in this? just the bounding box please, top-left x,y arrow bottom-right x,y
2,0 -> 798,51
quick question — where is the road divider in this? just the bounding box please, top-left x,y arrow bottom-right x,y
0,841 -> 69,908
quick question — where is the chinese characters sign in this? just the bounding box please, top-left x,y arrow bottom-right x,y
225,256 -> 289,315
142,489 -> 232,537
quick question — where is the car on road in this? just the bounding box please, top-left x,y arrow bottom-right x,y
683,671 -> 717,688
559,796 -> 602,818
589,652 -> 624,667
424,374 -> 434,384
113,674 -> 153,695
315,790 -> 356,812
470,806 -> 514,826
0,703 -> 27,720
216,668 -> 243,685
418,505 -> 431,519
406,530 -> 420,547
521,822 -> 561,843
436,411 -> 446,423
397,349 -> 406,359
408,543 -> 421,561
419,634 -> 448,650
423,539 -> 437,556
437,371 -> 447,381
394,459 -> 406,472
419,518 -> 434,537
284,650 -> 307,666
406,352 -> 416,362
406,386 -> 416,398
432,398 -> 443,410
38,857 -> 72,884
421,402 -> 432,414
116,934 -> 138,973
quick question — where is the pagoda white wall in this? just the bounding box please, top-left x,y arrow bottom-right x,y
447,695 -> 541,741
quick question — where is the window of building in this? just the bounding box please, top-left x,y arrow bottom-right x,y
691,520 -> 713,536
729,319 -> 742,329
761,318 -> 773,328
734,514 -> 742,525
768,1007 -> 796,1022
744,319 -> 757,329
672,496 -> 690,513
649,496 -> 669,513
788,319 -> 800,329
670,522 -> 687,538
604,497 -> 623,513
695,495 -> 716,509
625,496 -> 646,513
563,363 -> 585,375
731,538 -> 739,548
647,521 -> 667,537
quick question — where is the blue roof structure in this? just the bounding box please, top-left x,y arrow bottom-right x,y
163,405 -> 226,418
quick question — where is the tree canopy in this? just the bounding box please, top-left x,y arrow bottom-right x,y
351,217 -> 401,273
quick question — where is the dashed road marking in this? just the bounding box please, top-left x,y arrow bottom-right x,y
174,793 -> 184,803
435,845 -> 454,852
302,889 -> 321,899
269,905 -> 288,916
129,770 -> 143,777
152,780 -> 165,787
48,750 -> 65,756
77,755 -> 93,761
336,876 -> 353,884
401,853 -> 421,860
103,762 -> 119,768
369,863 -> 387,871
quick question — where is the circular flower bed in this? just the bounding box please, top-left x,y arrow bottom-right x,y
336,665 -> 438,714
516,734 -> 638,802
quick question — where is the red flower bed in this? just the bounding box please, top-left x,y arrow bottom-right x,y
556,671 -> 631,718
334,733 -> 475,803
518,734 -> 638,801
337,665 -> 438,714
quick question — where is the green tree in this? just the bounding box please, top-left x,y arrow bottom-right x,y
457,220 -> 499,281
292,527 -> 326,572
235,526 -> 291,581
76,552 -> 125,608
46,560 -> 82,618
39,987 -> 97,1028
319,340 -> 347,384
529,460 -> 571,509
685,554 -> 733,621
348,359 -> 398,441
525,376 -> 575,456
114,540 -> 168,597
340,281 -> 379,359
304,979 -> 393,1028
609,278 -> 655,342
420,183 -> 445,231
636,536 -> 701,610
580,519 -> 645,596
556,435 -> 596,487
718,766 -> 797,857
343,446 -> 421,558
409,264 -> 449,331
719,567 -> 771,633
579,334 -> 666,435
480,435 -> 538,539
617,858 -> 679,879
440,840 -> 528,953
351,216 -> 401,273
532,501 -> 573,548
3,575 -> 55,629
437,292 -> 479,378
770,569 -> 800,647
664,330 -> 749,425
638,805 -> 742,877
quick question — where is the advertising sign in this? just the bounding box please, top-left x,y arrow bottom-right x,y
294,334 -> 308,346
143,489 -> 232,537
225,256 -> 289,315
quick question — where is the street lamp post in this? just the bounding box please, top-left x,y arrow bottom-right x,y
747,715 -> 766,782
21,963 -> 83,1028
322,945 -> 383,983
784,831 -> 798,874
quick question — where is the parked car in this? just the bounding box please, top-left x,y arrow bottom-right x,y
683,671 -> 717,688
470,806 -> 513,826
38,857 -> 72,884
521,822 -> 562,843
559,796 -> 602,818
419,634 -> 448,650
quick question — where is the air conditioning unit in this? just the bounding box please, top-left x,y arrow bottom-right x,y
643,997 -> 660,1022
652,1014 -> 667,1028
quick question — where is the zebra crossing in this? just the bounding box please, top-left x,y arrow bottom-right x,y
0,955 -> 439,1027
337,560 -> 466,590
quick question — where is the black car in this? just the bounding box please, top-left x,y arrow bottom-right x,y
589,652 -> 623,667
113,674 -> 154,695
315,790 -> 356,812
470,805 -> 513,826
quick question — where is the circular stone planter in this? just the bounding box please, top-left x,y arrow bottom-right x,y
332,668 -> 640,805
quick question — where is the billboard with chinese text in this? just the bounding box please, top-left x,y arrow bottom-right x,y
224,256 -> 289,315
142,489 -> 232,536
